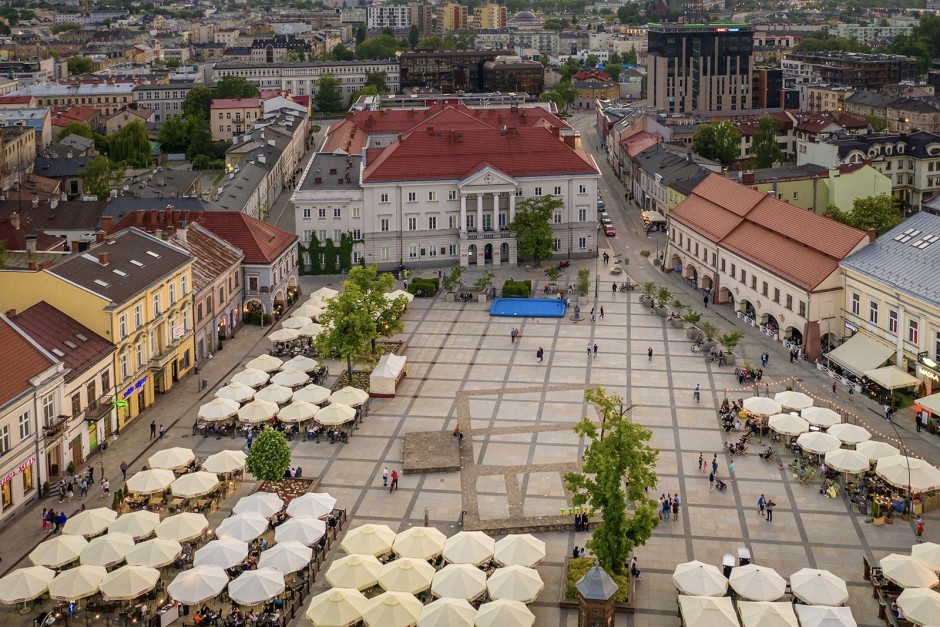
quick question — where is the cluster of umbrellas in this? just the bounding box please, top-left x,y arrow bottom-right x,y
881,543 -> 940,626
125,449 -> 247,498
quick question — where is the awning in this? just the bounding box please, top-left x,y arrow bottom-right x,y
643,210 -> 666,223
917,393 -> 940,415
864,366 -> 921,390
827,333 -> 894,377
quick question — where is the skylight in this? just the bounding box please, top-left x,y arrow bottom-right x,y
93,279 -> 109,287
130,260 -> 144,267
113,269 -> 127,277
912,234 -> 939,250
63,340 -> 77,349
894,228 -> 921,243
146,251 -> 160,258
51,348 -> 65,357
75,334 -> 88,342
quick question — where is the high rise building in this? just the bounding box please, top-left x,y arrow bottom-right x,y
647,23 -> 754,114
474,3 -> 508,29
367,3 -> 414,30
439,3 -> 468,32
410,2 -> 432,33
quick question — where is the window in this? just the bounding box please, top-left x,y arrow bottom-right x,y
448,190 -> 457,201
740,269 -> 746,284
120,354 -> 128,380
909,319 -> 919,344
380,193 -> 389,203
553,238 -> 561,251
773,288 -> 780,303
18,411 -> 30,440
248,275 -> 258,292
730,263 -> 736,278
799,300 -> 806,317
318,207 -> 326,218
578,237 -> 586,249
720,258 -> 726,272
578,209 -> 587,221
409,245 -> 417,259
428,216 -> 437,230
168,282 -> 176,305
407,217 -> 417,231
134,304 -> 142,328
197,303 -> 203,321
534,187 -> 542,196
889,310 -> 898,334
352,207 -> 361,219
554,186 -> 562,195
851,293 -> 860,316
515,188 -> 523,197
762,281 -> 768,296
935,331 -> 940,361
751,276 -> 757,290
334,207 -> 342,218
153,293 -> 161,316
869,301 -> 879,325
785,294 -> 793,311
42,394 -> 54,426
792,191 -> 798,200
0,425 -> 9,455
381,246 -> 390,260
554,213 -> 562,224
136,343 -> 144,368
71,393 -> 81,418
118,315 -> 127,339
303,208 -> 311,219
22,463 -> 33,494
407,192 -> 416,203
428,191 -> 437,201
380,218 -> 390,232
318,230 -> 326,242
579,184 -> 587,194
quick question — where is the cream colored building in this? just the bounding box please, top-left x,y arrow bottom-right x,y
211,97 -> 261,141
474,3 -> 507,29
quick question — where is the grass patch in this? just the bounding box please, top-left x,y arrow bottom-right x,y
566,557 -> 630,603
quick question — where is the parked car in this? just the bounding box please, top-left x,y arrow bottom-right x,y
597,200 -> 605,210
603,224 -> 616,236
600,212 -> 612,225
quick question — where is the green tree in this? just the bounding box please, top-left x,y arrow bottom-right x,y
441,265 -> 465,292
346,264 -> 408,353
356,34 -> 404,59
548,81 -> 576,113
864,115 -> 889,133
824,195 -> 902,236
604,63 -> 621,82
182,86 -> 214,121
750,115 -> 783,169
67,56 -> 93,75
719,331 -> 745,355
245,428 -> 291,481
616,3 -> 643,23
314,74 -> 343,113
364,70 -> 388,93
314,282 -> 377,383
80,156 -> 124,200
607,51 -> 621,65
509,195 -> 562,265
109,120 -> 152,167
564,387 -> 659,576
559,57 -> 581,83
623,48 -> 638,65
692,121 -> 740,166
52,23 -> 81,34
326,43 -> 355,61
58,122 -> 93,141
408,24 -> 419,49
157,115 -> 190,153
418,35 -> 442,49
356,23 -> 367,44
214,76 -> 259,100
584,54 -> 600,68
576,268 -> 590,296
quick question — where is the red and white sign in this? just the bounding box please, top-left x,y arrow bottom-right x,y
0,455 -> 35,486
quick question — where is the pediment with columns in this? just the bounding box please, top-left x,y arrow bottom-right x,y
458,165 -> 517,191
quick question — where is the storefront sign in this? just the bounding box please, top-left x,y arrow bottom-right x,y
844,322 -> 857,332
0,456 -> 35,486
122,377 -> 148,399
172,325 -> 185,340
918,365 -> 940,384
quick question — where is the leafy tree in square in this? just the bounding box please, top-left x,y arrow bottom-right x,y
246,428 -> 291,482
509,195 -> 562,266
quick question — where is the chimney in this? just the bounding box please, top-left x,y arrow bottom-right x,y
177,222 -> 188,243
31,197 -> 39,208
101,215 -> 113,232
167,225 -> 176,237
95,230 -> 105,243
551,126 -> 561,139
71,241 -> 80,252
25,235 -> 37,253
50,199 -> 58,210
867,228 -> 877,242
10,213 -> 20,230
742,171 -> 755,184
563,135 -> 577,149
5,309 -> 15,317
97,252 -> 109,265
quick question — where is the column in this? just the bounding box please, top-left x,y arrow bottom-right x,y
459,194 -> 467,234
476,194 -> 483,232
492,192 -> 500,230
896,304 -> 905,367
509,192 -> 516,225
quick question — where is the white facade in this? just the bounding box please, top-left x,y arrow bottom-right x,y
367,4 -> 413,30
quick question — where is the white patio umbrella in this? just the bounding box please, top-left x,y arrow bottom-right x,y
63,507 -> 117,537
677,595 -> 738,627
215,382 -> 256,403
293,384 -> 332,405
194,538 -> 248,569
124,538 -> 182,568
198,397 -> 241,422
828,422 -> 872,445
271,369 -> 310,389
418,598 -> 476,627
743,396 -> 782,416
856,440 -> 901,463
877,455 -> 940,492
738,601 -> 799,627
233,492 -> 283,518
729,564 -> 787,601
443,530 -> 495,565
341,523 -> 396,556
486,565 -> 544,603
474,599 -> 535,627
378,557 -> 436,594
167,566 -> 228,605
768,413 -> 810,436
325,554 -> 383,590
388,289 -> 414,303
254,384 -> 293,405
306,588 -> 367,627
281,355 -> 320,373
796,431 -> 842,455
202,449 -> 247,475
216,512 -> 270,542
494,534 -> 546,567
231,368 -> 270,388
801,406 -> 843,428
269,328 -> 301,342
274,517 -> 326,545
295,303 -> 325,320
310,287 -> 339,304
171,471 -> 220,498
897,588 -> 940,626
80,533 -> 134,567
127,468 -> 176,495
48,565 -> 106,601
29,535 -> 88,568
0,566 -> 55,604
789,568 -> 850,606
774,391 -> 814,411
431,563 -> 487,601
278,400 -> 318,423
228,567 -> 285,606
672,560 -> 729,597
246,354 -> 283,372
99,565 -> 160,601
362,591 -> 423,627
148,446 -> 195,470
880,554 -> 940,589
912,542 -> 940,571
258,541 -> 312,574
394,526 -> 447,560
824,449 -> 871,474
286,492 -> 337,519
237,398 -> 280,423
794,605 -> 858,627
316,403 -> 356,426
329,386 -> 369,407
299,322 -> 324,337
281,316 -> 312,329
155,512 -> 209,542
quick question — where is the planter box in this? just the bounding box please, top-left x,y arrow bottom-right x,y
656,306 -> 668,317
670,318 -> 684,329
639,296 -> 653,307
477,294 -> 487,303
724,353 -> 737,366
923,494 -> 939,512
873,516 -> 885,526
687,328 -> 703,340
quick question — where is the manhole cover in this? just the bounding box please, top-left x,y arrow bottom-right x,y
181,434 -> 190,439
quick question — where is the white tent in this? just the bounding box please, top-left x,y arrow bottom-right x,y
370,354 -> 406,397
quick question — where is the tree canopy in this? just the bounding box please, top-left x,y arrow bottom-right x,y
749,115 -> 784,169
245,428 -> 291,482
314,282 -> 378,382
80,156 -> 124,200
793,31 -> 872,54
356,34 -> 405,59
890,13 -> 940,74
109,120 -> 152,167
182,79 -> 258,123
691,121 -> 740,166
364,70 -> 388,93
824,194 -> 902,236
58,122 -> 93,141
67,56 -> 93,75
345,264 -> 408,353
314,74 -> 343,113
616,3 -> 644,24
509,195 -> 562,265
182,86 -> 214,121
214,76 -> 259,100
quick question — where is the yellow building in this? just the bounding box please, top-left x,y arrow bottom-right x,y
439,3 -> 468,32
211,97 -> 262,141
736,164 -> 892,213
474,3 -> 507,29
0,228 -> 196,428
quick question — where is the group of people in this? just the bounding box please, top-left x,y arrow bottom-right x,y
659,494 -> 681,521
56,468 -> 98,502
573,511 -> 590,531
41,508 -> 68,534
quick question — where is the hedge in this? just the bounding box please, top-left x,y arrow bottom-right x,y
502,280 -> 532,298
244,312 -> 273,326
407,277 -> 439,297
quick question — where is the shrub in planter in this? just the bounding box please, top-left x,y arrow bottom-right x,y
639,250 -> 651,257
66,461 -> 75,475
407,278 -> 439,297
639,282 -> 656,305
502,281 -> 532,297
719,331 -> 745,358
42,480 -> 50,497
544,267 -> 561,285
699,320 -> 719,344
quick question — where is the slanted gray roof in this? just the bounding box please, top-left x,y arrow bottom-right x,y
576,562 -> 619,601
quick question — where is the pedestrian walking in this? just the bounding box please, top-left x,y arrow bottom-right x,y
247,431 -> 254,449
587,344 -> 592,358
57,512 -> 66,534
389,470 -> 399,493
67,483 -> 74,502
593,343 -> 598,357
159,424 -> 165,439
703,294 -> 709,308
51,511 -> 60,534
599,307 -> 604,319
536,347 -> 544,363
648,347 -> 653,361
698,452 -> 704,472
672,495 -> 680,521
709,472 -> 715,492
120,461 -> 128,481
693,384 -> 700,402
729,460 -> 735,481
101,478 -> 110,497
832,382 -> 837,395
612,283 -> 617,294
917,516 -> 925,543
761,352 -> 769,367
662,495 -> 671,520
79,476 -> 87,498
658,495 -> 665,519
58,481 -> 65,503
630,557 -> 642,580
712,454 -> 718,475
885,404 -> 894,423
758,494 -> 766,516
382,466 -> 389,487
766,499 -> 775,522
41,508 -> 47,532
510,328 -> 516,344
916,411 -> 924,432
150,420 -> 156,439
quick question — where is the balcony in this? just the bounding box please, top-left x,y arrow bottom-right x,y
85,397 -> 114,421
44,415 -> 69,441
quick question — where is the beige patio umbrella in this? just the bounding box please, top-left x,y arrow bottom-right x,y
228,568 -> 285,606
258,541 -> 312,574
362,591 -> 423,627
274,517 -> 326,545
738,601 -> 799,627
672,560 -> 728,597
233,492 -> 283,518
216,512 -> 269,542
796,431 -> 842,454
167,565 -> 228,605
418,597 -> 476,627
743,396 -> 782,416
231,368 -> 270,388
287,492 -> 337,519
171,471 -> 220,498
828,423 -> 872,445
865,366 -> 922,390
198,397 -> 241,422
295,303 -> 325,320
281,316 -> 312,329
155,512 -> 209,542
325,554 -> 383,590
474,599 -> 535,627
269,328 -> 301,343
99,565 -> 160,601
443,530 -> 495,565
789,568 -> 849,606
768,413 -> 810,436
278,400 -> 319,423
63,507 -> 117,538
127,468 -> 176,495
246,354 -> 283,372
801,406 -> 843,428
215,382 -> 256,403
677,595 -> 738,627
431,563 -> 487,601
254,384 -> 293,405
299,322 -> 325,338
881,554 -> 940,589
293,384 -> 332,405
729,564 -> 787,601
316,403 -> 356,426
824,449 -> 871,474
341,523 -> 396,556
898,588 -> 940,626
486,565 -> 544,603
282,355 -> 320,373
148,446 -> 195,470
877,455 -> 940,492
378,557 -> 436,594
310,287 -> 339,304
794,605 -> 858,627
237,398 -> 279,423
394,526 -> 447,560
856,440 -> 901,463
48,565 -> 106,601
774,391 -> 814,411
0,566 -> 55,604
29,535 -> 87,568
194,538 -> 248,569
80,533 -> 134,567
202,449 -> 247,475
306,588 -> 367,627
124,538 -> 182,568
329,386 -> 369,407
272,369 -> 310,389
388,289 -> 414,303
494,534 -> 546,567
912,542 -> 940,571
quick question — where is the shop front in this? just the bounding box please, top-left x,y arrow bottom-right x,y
0,454 -> 38,523
118,375 -> 152,430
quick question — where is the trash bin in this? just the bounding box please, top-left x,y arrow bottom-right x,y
737,547 -> 751,566
722,553 -> 735,578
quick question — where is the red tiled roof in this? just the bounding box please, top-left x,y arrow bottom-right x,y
0,316 -> 56,406
194,212 -> 298,265
50,106 -> 97,126
621,131 -> 659,157
0,96 -> 33,105
0,219 -> 65,251
211,98 -> 260,109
